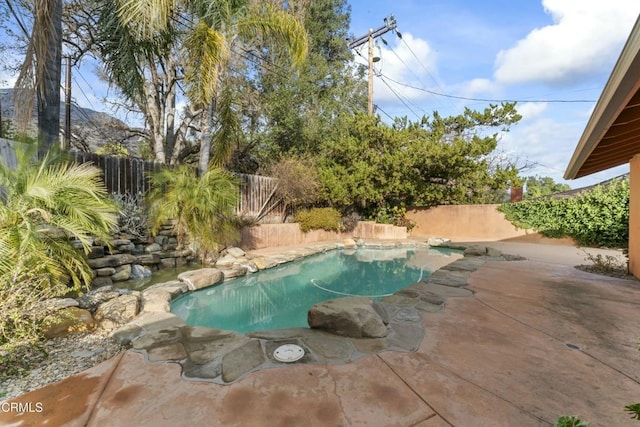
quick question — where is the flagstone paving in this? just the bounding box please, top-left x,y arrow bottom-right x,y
2,241 -> 640,426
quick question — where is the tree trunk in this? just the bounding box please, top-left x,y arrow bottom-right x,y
198,104 -> 212,176
36,0 -> 63,159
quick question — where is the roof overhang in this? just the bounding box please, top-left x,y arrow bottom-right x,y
565,15 -> 640,180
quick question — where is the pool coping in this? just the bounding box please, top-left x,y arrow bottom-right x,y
110,240 -> 521,384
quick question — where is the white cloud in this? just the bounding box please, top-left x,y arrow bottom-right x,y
517,102 -> 548,120
494,0 -> 640,86
353,32 -> 438,104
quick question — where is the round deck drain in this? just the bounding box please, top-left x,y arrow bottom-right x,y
274,344 -> 305,363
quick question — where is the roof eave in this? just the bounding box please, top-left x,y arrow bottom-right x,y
565,15 -> 640,180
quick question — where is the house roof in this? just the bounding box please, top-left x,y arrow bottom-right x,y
565,15 -> 640,179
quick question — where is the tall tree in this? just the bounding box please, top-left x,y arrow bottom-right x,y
318,104 -> 522,214
106,0 -> 308,173
524,176 -> 571,199
248,0 -> 367,164
13,0 -> 63,158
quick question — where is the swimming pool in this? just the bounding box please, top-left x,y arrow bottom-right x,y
171,246 -> 460,333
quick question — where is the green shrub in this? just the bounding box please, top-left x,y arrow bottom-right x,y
0,144 -> 117,348
371,205 -> 416,231
294,207 -> 342,233
96,142 -> 129,157
555,415 -> 588,427
499,178 -> 628,248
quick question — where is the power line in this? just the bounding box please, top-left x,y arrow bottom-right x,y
376,75 -> 421,119
379,74 -> 596,104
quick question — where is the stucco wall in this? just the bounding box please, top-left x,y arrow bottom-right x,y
240,221 -> 407,250
629,155 -> 640,277
407,204 -> 532,241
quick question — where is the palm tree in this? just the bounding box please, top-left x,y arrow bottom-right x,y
0,143 -> 118,343
146,165 -> 240,259
13,0 -> 64,159
109,0 -> 308,172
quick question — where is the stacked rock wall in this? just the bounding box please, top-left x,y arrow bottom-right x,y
78,222 -> 196,289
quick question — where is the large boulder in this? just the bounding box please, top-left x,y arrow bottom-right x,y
94,294 -> 139,330
141,289 -> 172,313
308,297 -> 388,338
42,307 -> 95,339
178,268 -> 224,291
76,286 -> 121,312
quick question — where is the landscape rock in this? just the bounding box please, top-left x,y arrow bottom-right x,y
94,294 -> 139,330
238,261 -> 258,274
220,266 -> 248,280
145,243 -> 162,253
252,257 -> 268,270
42,307 -> 95,339
90,276 -> 113,289
215,254 -> 236,268
130,264 -> 152,279
159,258 -> 176,268
226,247 -> 246,258
135,254 -> 161,265
178,268 -> 224,291
95,267 -> 116,277
343,238 -> 357,248
427,237 -> 451,247
87,254 -> 137,269
141,289 -> 172,313
76,288 -> 121,311
111,264 -> 132,282
308,297 -> 389,338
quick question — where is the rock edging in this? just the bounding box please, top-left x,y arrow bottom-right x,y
106,241 -> 525,384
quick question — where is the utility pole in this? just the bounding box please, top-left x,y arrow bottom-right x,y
62,57 -> 71,150
348,16 -> 397,115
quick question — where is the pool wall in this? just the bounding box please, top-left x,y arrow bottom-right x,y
240,221 -> 408,249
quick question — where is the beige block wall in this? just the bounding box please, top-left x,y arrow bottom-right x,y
240,221 -> 407,250
407,204 -> 532,241
630,156 -> 640,278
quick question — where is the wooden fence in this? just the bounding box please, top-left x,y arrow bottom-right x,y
0,141 -> 284,222
235,173 -> 285,221
69,151 -> 162,196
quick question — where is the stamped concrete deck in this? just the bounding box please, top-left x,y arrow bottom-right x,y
2,242 -> 640,426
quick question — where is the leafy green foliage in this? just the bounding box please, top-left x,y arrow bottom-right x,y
147,165 -> 240,257
247,0 -> 367,163
524,176 -> 571,199
625,403 -> 640,420
555,415 -> 589,427
318,106 -> 521,215
294,207 -> 342,233
0,143 -> 118,346
499,178 -> 629,248
370,206 -> 415,231
96,142 -> 130,157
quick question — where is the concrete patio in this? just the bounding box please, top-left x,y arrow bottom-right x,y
1,242 -> 639,426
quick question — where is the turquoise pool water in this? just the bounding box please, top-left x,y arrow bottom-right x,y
171,246 -> 460,333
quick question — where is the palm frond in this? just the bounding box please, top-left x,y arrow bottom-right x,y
238,3 -> 308,69
210,83 -> 240,167
184,21 -> 228,106
115,0 -> 175,39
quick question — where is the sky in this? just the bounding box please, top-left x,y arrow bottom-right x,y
1,0 -> 639,189
348,0 -> 640,188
